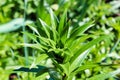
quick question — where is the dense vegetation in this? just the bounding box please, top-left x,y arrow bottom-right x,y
0,0 -> 120,80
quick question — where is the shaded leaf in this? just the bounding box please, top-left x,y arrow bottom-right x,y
14,65 -> 47,73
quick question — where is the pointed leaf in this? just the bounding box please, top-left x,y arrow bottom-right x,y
27,24 -> 40,36
70,50 -> 90,73
35,54 -> 48,64
87,69 -> 120,80
19,43 -> 46,51
70,21 -> 94,38
71,35 -> 109,63
74,64 -> 98,73
47,8 -> 57,29
47,8 -> 58,41
60,62 -> 70,76
14,65 -> 47,73
58,9 -> 67,34
39,18 -> 50,38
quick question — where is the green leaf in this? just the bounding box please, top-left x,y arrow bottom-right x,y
70,49 -> 90,73
19,43 -> 46,52
66,22 -> 94,47
60,62 -> 70,76
70,21 -> 94,38
23,32 -> 38,43
58,9 -> 67,35
27,24 -> 40,36
71,35 -> 109,63
47,7 -> 57,29
87,69 -> 120,80
74,64 -> 98,74
14,65 -> 47,73
35,54 -> 48,64
68,35 -> 94,53
37,0 -> 45,19
47,8 -> 58,41
36,67 -> 48,77
60,20 -> 71,44
37,36 -> 56,49
39,18 -> 50,38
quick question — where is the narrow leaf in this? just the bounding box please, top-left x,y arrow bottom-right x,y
47,7 -> 56,29
70,21 -> 94,38
19,43 -> 46,51
71,35 -> 109,63
58,9 -> 67,34
27,24 -> 40,36
74,64 -> 98,73
39,18 -> 50,38
47,8 -> 58,41
70,49 -> 90,73
35,54 -> 48,64
87,69 -> 120,80
14,65 -> 47,73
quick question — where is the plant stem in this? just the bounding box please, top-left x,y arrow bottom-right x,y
23,0 -> 29,66
23,0 -> 29,80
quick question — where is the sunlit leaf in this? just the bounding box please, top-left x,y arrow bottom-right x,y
71,35 -> 109,63
87,69 -> 120,80
70,49 -> 90,73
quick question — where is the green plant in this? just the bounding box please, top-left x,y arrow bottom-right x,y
0,0 -> 120,80
14,5 -> 120,79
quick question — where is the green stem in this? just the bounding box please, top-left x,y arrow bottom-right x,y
23,0 -> 29,66
23,1 -> 30,80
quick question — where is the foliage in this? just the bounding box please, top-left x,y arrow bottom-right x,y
0,0 -> 120,80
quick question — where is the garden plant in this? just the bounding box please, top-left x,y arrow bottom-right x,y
0,0 -> 120,80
